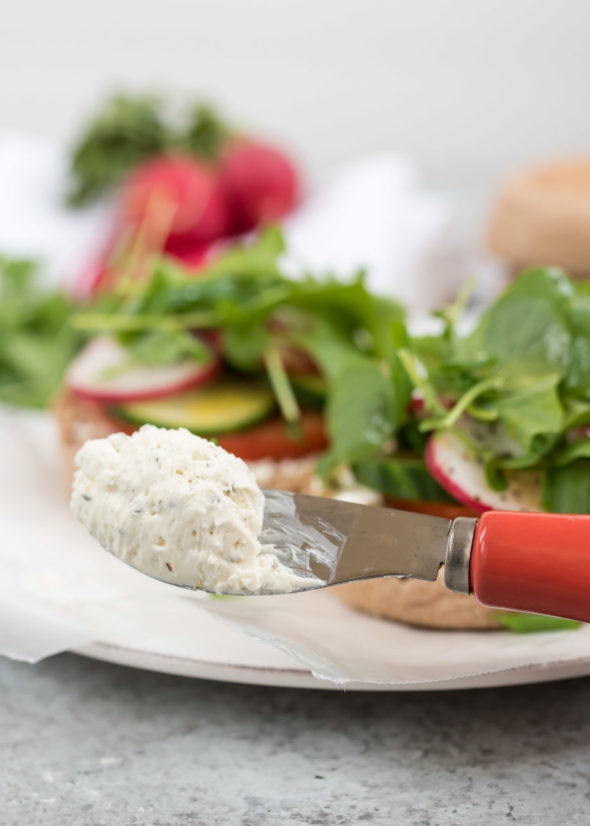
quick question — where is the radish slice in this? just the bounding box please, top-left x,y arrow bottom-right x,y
425,430 -> 543,513
67,336 -> 220,403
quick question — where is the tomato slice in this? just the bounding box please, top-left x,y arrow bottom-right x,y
217,410 -> 327,461
100,399 -> 326,462
385,497 -> 477,519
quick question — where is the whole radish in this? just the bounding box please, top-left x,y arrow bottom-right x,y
163,238 -> 212,270
121,155 -> 230,246
222,140 -> 299,231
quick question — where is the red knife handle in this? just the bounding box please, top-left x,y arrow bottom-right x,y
470,511 -> 590,623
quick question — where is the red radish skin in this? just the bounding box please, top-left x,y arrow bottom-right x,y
425,432 -> 543,513
164,239 -> 212,270
69,367 -> 220,405
76,239 -> 214,300
72,218 -> 125,298
122,156 -> 231,245
197,329 -> 223,354
222,141 -> 299,232
73,257 -> 108,299
74,259 -> 128,298
167,237 -> 234,273
425,437 -> 489,514
67,336 -> 221,404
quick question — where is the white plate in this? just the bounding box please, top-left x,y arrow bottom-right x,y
2,408 -> 590,691
75,633 -> 590,691
1,135 -> 583,689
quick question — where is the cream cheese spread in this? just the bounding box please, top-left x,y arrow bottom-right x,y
71,425 -> 318,594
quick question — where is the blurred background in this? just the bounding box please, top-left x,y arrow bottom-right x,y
2,0 -> 589,227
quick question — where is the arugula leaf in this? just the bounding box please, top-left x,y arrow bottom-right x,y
67,94 -> 170,206
297,320 -> 368,382
420,376 -> 503,432
183,104 -> 232,160
553,438 -> 590,466
73,243 -> 590,519
285,275 -> 404,355
74,228 -> 410,462
459,267 -> 574,374
0,256 -> 83,407
223,323 -> 271,371
317,359 -> 396,474
411,267 -> 590,514
121,329 -> 210,367
560,397 -> 590,431
493,373 -> 564,450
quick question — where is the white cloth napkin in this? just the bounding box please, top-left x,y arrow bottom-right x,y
284,154 -> 472,310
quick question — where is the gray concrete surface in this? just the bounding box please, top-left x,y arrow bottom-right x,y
1,654 -> 589,825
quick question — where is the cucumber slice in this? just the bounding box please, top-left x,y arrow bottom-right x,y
113,379 -> 275,435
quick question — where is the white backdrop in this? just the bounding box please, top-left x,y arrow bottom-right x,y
1,0 -> 589,221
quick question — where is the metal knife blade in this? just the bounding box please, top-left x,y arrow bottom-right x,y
260,489 -> 452,587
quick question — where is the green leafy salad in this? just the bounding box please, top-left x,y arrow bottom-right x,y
0,257 -> 82,408
409,267 -> 590,514
71,229 -> 590,511
2,229 -> 589,632
66,93 -> 232,207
